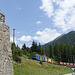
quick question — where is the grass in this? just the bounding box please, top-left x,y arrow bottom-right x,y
13,57 -> 72,75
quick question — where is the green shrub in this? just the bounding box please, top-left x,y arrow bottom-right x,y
40,61 -> 43,65
14,55 -> 21,63
26,54 -> 32,59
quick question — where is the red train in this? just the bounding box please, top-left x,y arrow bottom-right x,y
58,62 -> 75,66
32,54 -> 75,66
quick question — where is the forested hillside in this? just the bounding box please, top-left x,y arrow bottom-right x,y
43,31 -> 75,48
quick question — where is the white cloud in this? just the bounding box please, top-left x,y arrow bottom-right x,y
40,0 -> 54,18
53,0 -> 75,31
10,29 -> 60,47
40,0 -> 75,32
33,28 -> 61,43
36,21 -> 42,24
18,36 -> 32,42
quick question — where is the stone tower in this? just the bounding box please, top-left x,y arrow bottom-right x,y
0,13 -> 14,75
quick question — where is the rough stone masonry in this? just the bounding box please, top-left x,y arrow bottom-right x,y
0,22 -> 14,75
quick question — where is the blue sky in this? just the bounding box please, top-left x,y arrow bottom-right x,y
0,0 -> 75,47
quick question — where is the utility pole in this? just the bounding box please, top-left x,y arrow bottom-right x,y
13,29 -> 15,56
13,29 -> 21,75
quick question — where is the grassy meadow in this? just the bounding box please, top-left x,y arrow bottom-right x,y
13,57 -> 72,75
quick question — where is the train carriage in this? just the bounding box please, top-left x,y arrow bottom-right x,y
51,60 -> 53,64
58,62 -> 64,65
63,62 -> 66,65
40,56 -> 42,61
66,63 -> 69,65
42,57 -> 45,62
32,54 -> 40,61
47,58 -> 51,63
45,57 -> 47,62
70,63 -> 73,66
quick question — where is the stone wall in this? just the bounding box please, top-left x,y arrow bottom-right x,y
0,22 -> 14,75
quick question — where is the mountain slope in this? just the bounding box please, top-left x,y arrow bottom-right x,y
43,31 -> 75,48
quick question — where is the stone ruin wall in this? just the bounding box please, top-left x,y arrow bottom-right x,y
0,22 -> 14,75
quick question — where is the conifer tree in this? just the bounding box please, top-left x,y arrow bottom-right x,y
31,41 -> 38,53
49,44 -> 54,58
22,43 -> 26,50
54,43 -> 60,61
38,43 -> 43,55
22,43 -> 28,55
45,47 -> 49,57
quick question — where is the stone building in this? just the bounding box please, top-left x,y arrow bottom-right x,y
0,13 -> 14,75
